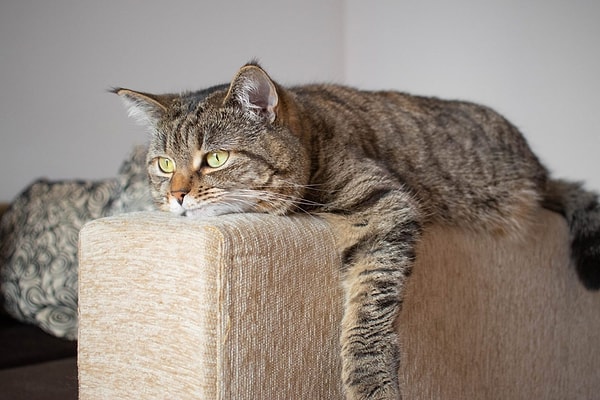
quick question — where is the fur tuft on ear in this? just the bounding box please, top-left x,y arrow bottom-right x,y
224,64 -> 279,123
112,88 -> 172,128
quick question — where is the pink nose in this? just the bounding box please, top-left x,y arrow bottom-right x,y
171,190 -> 188,205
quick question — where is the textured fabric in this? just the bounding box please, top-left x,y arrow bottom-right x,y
78,212 -> 341,399
78,209 -> 600,399
0,145 -> 154,339
399,210 -> 600,399
0,179 -> 117,339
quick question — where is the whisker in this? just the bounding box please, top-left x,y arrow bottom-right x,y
234,189 -> 327,209
228,188 -> 337,219
253,178 -> 332,195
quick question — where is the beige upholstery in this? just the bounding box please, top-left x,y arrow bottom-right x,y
78,209 -> 600,399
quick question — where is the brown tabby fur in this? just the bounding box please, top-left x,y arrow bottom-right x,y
115,62 -> 600,399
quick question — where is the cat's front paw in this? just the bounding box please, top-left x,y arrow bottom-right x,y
345,384 -> 400,400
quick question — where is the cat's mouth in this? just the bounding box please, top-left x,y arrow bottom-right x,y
169,189 -> 292,218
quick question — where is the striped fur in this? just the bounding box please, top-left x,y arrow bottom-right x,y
116,63 -> 600,399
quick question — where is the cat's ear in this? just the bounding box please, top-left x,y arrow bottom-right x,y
112,88 -> 173,128
224,64 -> 279,123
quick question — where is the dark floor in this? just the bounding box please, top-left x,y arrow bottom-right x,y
0,313 -> 77,399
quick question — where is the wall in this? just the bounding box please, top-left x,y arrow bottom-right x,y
0,1 -> 344,201
1,1 -> 599,202
345,0 -> 600,191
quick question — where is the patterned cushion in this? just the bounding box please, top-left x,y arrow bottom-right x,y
0,145 -> 154,339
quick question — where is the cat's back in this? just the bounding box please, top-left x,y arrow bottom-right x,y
291,84 -> 506,123
289,83 -> 548,228
289,83 -> 531,163
290,83 -> 505,138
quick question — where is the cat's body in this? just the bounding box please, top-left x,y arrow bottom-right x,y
116,63 -> 600,400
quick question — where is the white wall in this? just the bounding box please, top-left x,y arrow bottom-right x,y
345,0 -> 600,191
0,1 -> 344,202
1,1 -> 599,202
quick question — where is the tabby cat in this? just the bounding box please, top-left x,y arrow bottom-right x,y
115,62 -> 600,399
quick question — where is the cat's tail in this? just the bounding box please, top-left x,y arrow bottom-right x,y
543,179 -> 600,290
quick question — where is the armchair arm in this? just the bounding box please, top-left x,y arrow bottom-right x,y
78,212 -> 343,399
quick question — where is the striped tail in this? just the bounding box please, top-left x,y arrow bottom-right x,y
544,179 -> 600,290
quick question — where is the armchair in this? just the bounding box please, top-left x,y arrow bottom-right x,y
77,209 -> 600,399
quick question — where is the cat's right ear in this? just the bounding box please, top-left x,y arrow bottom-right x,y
112,88 -> 170,128
223,64 -> 279,123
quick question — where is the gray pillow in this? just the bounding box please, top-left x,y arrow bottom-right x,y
0,145 -> 154,339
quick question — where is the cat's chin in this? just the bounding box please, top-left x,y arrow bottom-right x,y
180,205 -> 241,219
182,209 -> 220,218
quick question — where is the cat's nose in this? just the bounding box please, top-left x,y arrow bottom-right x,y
171,190 -> 188,206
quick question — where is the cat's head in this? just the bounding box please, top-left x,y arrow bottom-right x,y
114,63 -> 310,217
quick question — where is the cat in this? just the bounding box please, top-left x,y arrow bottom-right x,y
115,62 -> 600,400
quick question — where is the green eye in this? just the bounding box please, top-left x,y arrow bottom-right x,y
157,157 -> 175,173
206,150 -> 230,168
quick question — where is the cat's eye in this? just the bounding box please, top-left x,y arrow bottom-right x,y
206,151 -> 230,168
157,157 -> 175,174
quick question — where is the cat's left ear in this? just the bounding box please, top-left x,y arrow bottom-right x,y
113,88 -> 173,128
224,64 -> 279,123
